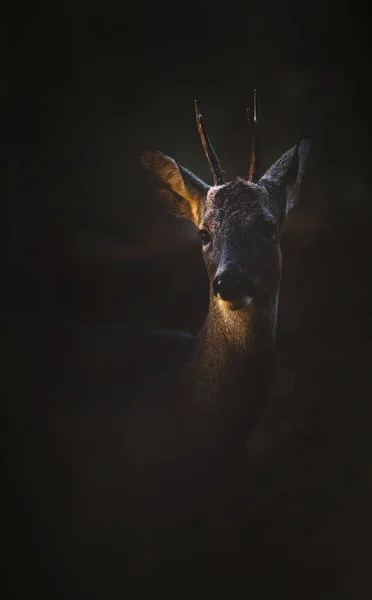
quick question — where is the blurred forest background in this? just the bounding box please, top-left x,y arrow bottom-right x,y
3,0 -> 372,597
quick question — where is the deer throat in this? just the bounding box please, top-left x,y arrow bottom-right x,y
189,292 -> 278,409
206,291 -> 277,353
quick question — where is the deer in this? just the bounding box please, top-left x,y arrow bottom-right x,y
123,91 -> 311,536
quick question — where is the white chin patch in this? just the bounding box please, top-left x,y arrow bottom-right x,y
217,296 -> 253,311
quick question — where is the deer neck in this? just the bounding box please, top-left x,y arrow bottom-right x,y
125,286 -> 280,527
190,286 -> 279,418
206,291 -> 278,354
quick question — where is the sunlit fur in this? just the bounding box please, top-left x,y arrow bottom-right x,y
216,295 -> 253,311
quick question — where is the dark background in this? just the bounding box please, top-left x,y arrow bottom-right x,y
3,1 -> 372,597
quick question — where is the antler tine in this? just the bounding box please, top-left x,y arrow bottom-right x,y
195,98 -> 225,186
247,89 -> 260,182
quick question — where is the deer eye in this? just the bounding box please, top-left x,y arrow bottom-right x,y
199,229 -> 211,246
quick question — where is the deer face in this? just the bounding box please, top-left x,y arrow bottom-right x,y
200,180 -> 282,310
140,135 -> 310,311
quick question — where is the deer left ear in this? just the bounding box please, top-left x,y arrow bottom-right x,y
139,147 -> 210,225
259,136 -> 311,216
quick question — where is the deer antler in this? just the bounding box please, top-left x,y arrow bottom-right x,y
247,89 -> 260,182
195,98 -> 225,186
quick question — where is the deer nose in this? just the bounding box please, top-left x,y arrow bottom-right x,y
213,273 -> 242,301
213,272 -> 259,302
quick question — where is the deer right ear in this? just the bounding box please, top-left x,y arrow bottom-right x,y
139,147 -> 210,225
259,136 -> 311,216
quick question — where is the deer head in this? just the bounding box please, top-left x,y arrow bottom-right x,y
140,92 -> 310,311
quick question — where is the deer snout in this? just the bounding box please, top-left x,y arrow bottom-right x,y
213,271 -> 260,306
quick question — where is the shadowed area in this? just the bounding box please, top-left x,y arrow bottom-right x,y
3,1 -> 372,598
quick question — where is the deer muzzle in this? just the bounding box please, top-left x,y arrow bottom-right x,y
213,271 -> 260,310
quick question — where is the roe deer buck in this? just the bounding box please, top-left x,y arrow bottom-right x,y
124,91 -> 311,529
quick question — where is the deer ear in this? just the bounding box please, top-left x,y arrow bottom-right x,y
259,136 -> 311,216
139,147 -> 210,224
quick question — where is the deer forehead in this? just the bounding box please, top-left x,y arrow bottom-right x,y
203,179 -> 274,228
